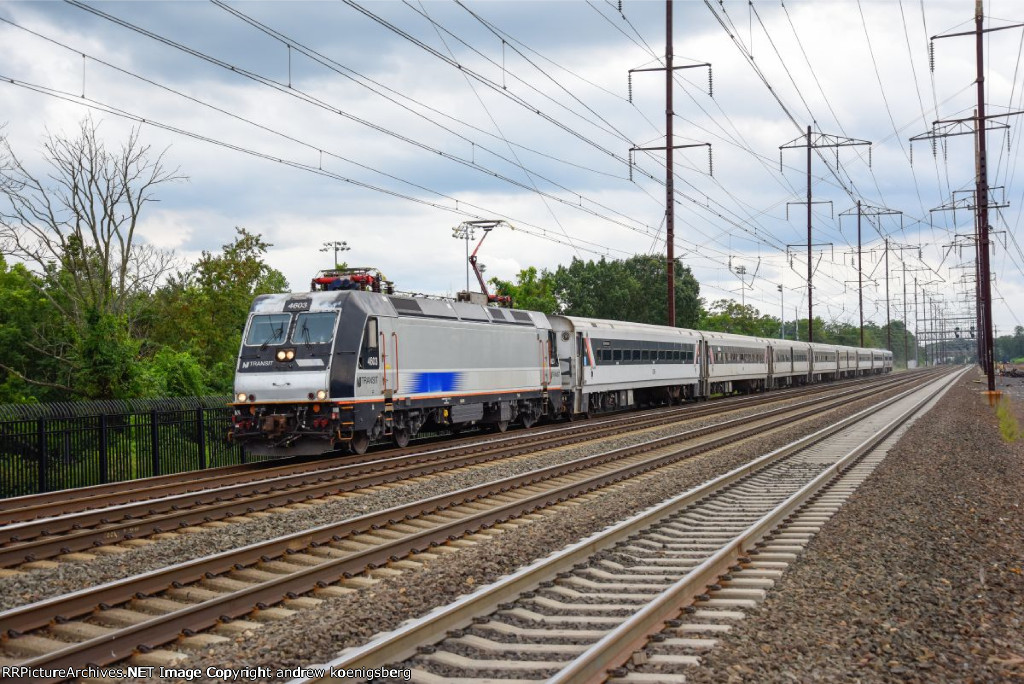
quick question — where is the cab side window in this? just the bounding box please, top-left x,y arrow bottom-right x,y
360,318 -> 380,369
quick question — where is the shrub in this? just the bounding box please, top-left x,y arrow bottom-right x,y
996,396 -> 1021,443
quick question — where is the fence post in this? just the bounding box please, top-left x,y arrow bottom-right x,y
196,408 -> 207,470
150,409 -> 160,477
36,417 -> 49,491
99,414 -> 108,484
37,418 -> 47,493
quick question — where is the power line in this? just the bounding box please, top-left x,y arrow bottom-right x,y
0,74 -> 629,259
63,1 -> 665,241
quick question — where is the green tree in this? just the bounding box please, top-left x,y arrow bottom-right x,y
74,308 -> 142,399
549,255 -> 701,327
0,255 -> 69,402
700,299 -> 781,337
149,227 -> 288,392
489,266 -> 557,313
136,347 -> 211,397
0,118 -> 181,398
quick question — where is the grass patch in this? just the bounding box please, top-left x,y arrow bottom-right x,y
996,396 -> 1021,443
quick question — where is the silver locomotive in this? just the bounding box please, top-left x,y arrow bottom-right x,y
230,287 -> 892,456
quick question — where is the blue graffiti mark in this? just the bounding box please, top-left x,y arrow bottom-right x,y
408,371 -> 462,394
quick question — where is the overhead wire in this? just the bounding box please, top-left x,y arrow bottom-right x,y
0,72 -> 627,259
411,0 -> 582,257
713,1 -> 985,324
6,1 -> 1017,330
64,1 -> 664,242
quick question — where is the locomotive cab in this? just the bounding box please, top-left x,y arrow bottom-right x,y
230,291 -> 389,457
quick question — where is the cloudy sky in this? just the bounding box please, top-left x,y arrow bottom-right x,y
1,0 -> 1022,339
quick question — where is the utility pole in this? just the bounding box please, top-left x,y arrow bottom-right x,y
975,1 -> 993,383
885,238 -> 891,351
902,260 -> 908,367
839,203 -> 900,348
778,284 -> 784,339
858,201 -> 864,347
627,0 -> 711,327
665,0 -> 674,327
917,276 -> 925,368
927,296 -> 932,366
781,127 -> 870,342
913,3 -> 1024,390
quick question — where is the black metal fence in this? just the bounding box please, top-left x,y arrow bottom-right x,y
0,396 -> 259,498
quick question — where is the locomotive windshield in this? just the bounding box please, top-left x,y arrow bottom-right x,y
245,313 -> 291,347
292,312 -> 337,345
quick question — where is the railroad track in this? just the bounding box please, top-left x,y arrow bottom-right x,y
0,371 -> 937,680
0,374 -> 897,526
293,367 -> 964,683
0,374 -> 923,568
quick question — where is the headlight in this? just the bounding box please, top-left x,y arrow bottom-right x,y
316,389 -> 328,400
286,349 -> 295,360
236,392 -> 247,402
276,350 -> 286,361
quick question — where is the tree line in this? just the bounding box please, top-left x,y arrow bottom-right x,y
0,119 -> 286,403
0,119 -> 952,404
490,259 -> 921,369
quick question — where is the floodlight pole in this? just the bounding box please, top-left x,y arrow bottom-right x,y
451,225 -> 476,293
320,240 -> 350,268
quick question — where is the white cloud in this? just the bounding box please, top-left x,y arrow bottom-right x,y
0,0 -> 1019,341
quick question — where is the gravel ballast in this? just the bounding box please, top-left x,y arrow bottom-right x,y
686,370 -> 1024,683
126,380 -> 919,683
12,372 -> 1008,683
96,376 -> 925,679
0,384 -> 859,610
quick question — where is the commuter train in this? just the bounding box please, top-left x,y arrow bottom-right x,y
230,289 -> 893,456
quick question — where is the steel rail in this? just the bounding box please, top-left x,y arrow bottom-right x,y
550,368 -> 965,683
0,373 -> 902,523
0,372 -> 931,679
1,377 -> 897,631
0,375 -> 921,567
287,369 -> 957,682
0,379 -> 854,534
